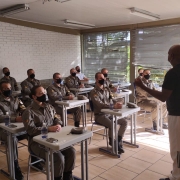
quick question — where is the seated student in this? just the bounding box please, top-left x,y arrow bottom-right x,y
21,69 -> 41,107
90,72 -> 127,154
101,68 -> 117,92
136,69 -> 168,130
137,68 -> 144,78
22,85 -> 75,180
0,67 -> 19,91
0,81 -> 26,180
75,66 -> 89,81
65,68 -> 84,88
47,73 -> 81,127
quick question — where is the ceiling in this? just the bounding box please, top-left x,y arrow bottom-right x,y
1,0 -> 180,29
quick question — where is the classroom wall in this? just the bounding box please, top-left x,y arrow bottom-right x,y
0,21 -> 81,84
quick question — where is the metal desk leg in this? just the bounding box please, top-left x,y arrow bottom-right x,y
45,150 -> 50,180
50,150 -> 54,180
7,133 -> 13,179
11,135 -> 16,180
84,103 -> 87,127
123,114 -> 139,148
65,107 -> 68,127
81,141 -> 85,180
131,115 -> 133,144
85,140 -> 88,180
82,104 -> 85,127
62,105 -> 66,127
157,103 -> 160,132
115,116 -> 118,155
99,115 -> 120,158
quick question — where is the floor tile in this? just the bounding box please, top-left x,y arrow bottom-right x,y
161,153 -> 173,164
133,170 -> 166,180
132,149 -> 164,163
99,166 -> 137,180
88,144 -> 104,157
0,173 -> 9,180
117,157 -> 152,173
73,163 -> 105,180
92,177 -> 105,180
89,154 -> 122,170
75,151 -> 94,167
148,160 -> 172,176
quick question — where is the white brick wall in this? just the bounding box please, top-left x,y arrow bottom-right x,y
0,21 -> 81,82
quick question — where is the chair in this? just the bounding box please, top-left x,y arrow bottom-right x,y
89,100 -> 109,148
27,138 -> 46,180
133,82 -> 152,123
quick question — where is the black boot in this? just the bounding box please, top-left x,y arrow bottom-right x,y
153,121 -> 157,130
31,156 -> 44,171
54,176 -> 62,180
63,171 -> 74,180
14,160 -> 24,180
118,136 -> 125,154
74,121 -> 80,127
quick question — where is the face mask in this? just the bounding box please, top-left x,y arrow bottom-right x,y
144,74 -> 150,80
71,72 -> 76,77
56,78 -> 62,84
36,94 -> 47,102
30,74 -> 35,79
139,73 -> 143,76
98,79 -> 105,85
77,69 -> 80,73
2,90 -> 12,97
103,73 -> 108,78
5,72 -> 10,76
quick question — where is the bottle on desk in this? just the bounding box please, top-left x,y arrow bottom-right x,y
109,99 -> 114,110
4,112 -> 10,126
41,123 -> 48,139
116,85 -> 121,94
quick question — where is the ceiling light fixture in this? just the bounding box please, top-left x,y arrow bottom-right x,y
129,7 -> 160,20
0,4 -> 30,17
64,19 -> 95,28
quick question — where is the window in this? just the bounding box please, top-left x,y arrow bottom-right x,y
132,25 -> 180,84
82,31 -> 130,82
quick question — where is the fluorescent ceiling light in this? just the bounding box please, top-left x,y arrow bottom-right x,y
130,7 -> 160,21
0,4 -> 30,17
64,19 -> 95,28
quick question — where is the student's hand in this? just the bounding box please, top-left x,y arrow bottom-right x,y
15,116 -> 22,122
80,84 -> 84,88
114,102 -> 122,109
68,95 -> 74,100
48,125 -> 61,132
134,77 -> 144,88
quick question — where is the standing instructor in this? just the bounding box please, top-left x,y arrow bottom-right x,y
135,45 -> 180,180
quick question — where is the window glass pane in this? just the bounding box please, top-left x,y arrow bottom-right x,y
83,31 -> 130,82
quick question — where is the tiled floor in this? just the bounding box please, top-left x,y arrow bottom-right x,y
0,113 -> 172,180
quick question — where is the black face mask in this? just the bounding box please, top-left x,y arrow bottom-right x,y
36,94 -> 47,102
71,72 -> 76,77
98,79 -> 105,85
2,90 -> 12,97
103,73 -> 108,78
5,72 -> 10,76
139,73 -> 143,76
77,69 -> 80,73
30,74 -> 35,79
56,78 -> 62,84
144,74 -> 150,80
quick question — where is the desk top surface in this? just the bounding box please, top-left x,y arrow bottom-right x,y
55,99 -> 89,106
33,126 -> 93,151
0,122 -> 25,134
69,87 -> 94,92
101,105 -> 140,117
